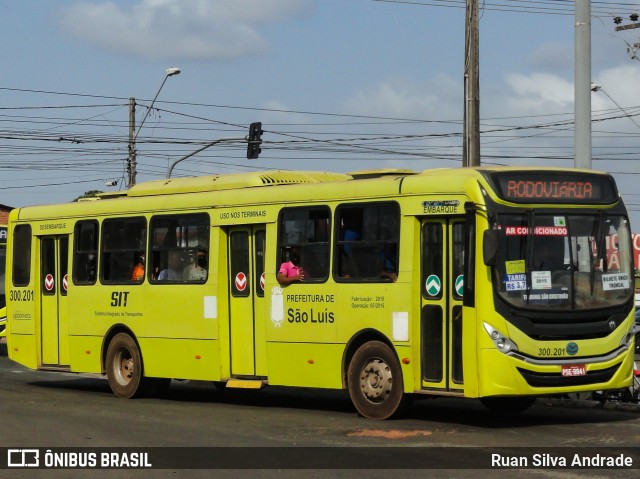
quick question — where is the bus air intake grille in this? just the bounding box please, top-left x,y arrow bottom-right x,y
516,365 -> 619,388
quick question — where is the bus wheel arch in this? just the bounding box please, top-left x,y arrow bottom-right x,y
103,327 -> 153,398
343,331 -> 406,419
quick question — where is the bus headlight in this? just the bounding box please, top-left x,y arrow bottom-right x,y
483,323 -> 518,354
620,321 -> 638,348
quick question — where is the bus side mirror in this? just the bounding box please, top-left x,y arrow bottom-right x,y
483,230 -> 498,267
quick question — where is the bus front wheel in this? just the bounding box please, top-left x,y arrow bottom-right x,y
347,341 -> 405,419
106,333 -> 150,398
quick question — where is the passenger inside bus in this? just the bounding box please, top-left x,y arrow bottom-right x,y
158,250 -> 183,281
131,253 -> 145,281
183,248 -> 207,281
277,247 -> 305,284
378,243 -> 398,282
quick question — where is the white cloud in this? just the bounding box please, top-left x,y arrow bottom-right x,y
501,72 -> 574,115
593,64 -> 640,110
57,0 -> 309,60
343,74 -> 462,121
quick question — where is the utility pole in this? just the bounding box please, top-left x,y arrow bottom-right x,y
463,0 -> 480,167
574,0 -> 592,169
128,97 -> 136,188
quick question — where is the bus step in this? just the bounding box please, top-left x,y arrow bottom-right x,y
225,379 -> 264,389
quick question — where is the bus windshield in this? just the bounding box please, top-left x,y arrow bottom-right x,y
491,213 -> 633,311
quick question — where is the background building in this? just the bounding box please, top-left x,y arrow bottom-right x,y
0,203 -> 13,225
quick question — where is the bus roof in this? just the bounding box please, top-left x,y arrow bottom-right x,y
126,170 -> 353,197
10,166 -> 618,222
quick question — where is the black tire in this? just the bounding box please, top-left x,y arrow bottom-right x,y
347,341 -> 406,419
480,396 -> 535,414
105,333 -> 151,398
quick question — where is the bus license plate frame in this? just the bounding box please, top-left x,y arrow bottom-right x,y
561,364 -> 586,377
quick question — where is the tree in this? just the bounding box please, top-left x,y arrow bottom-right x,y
73,190 -> 104,202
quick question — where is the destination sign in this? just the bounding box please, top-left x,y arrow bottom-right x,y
488,172 -> 618,204
0,225 -> 7,244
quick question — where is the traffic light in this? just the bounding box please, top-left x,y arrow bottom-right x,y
246,122 -> 263,159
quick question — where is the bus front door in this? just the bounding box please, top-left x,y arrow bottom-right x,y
40,235 -> 70,366
420,220 -> 465,393
227,226 -> 266,377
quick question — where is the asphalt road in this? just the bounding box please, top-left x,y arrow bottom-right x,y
0,339 -> 639,479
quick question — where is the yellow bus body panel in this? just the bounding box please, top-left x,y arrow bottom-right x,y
68,335 -> 102,373
138,338 -> 220,380
7,334 -> 38,370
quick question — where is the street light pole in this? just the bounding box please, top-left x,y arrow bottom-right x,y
127,67 -> 181,188
591,83 -> 640,132
166,137 -> 246,179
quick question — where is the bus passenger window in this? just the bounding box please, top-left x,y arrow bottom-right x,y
101,217 -> 146,284
149,213 -> 210,284
334,202 -> 400,282
73,220 -> 98,284
278,206 -> 330,282
12,224 -> 32,287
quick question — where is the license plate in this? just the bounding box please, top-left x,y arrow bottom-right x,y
562,364 -> 586,377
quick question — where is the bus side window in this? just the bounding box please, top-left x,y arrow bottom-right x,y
149,213 -> 210,284
278,206 -> 330,282
12,224 -> 32,287
101,217 -> 146,284
73,220 -> 98,284
335,202 -> 400,282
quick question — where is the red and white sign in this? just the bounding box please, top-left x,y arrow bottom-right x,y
62,274 -> 68,292
44,273 -> 55,291
260,272 -> 265,291
596,234 -> 640,271
633,234 -> 640,270
235,272 -> 247,292
505,226 -> 568,236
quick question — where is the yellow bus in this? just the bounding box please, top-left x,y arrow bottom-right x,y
0,224 -> 6,338
5,167 -> 637,418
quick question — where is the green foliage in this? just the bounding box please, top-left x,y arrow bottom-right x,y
73,190 -> 104,202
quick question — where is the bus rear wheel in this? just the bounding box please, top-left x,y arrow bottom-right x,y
106,333 -> 151,398
347,341 -> 405,419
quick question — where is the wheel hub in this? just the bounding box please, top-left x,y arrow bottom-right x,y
359,358 -> 392,403
114,350 -> 134,385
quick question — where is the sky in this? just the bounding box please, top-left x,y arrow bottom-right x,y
2,0 -> 640,227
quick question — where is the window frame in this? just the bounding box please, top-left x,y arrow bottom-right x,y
148,213 -> 210,284
333,201 -> 401,283
277,206 -> 331,283
100,217 -> 147,285
73,220 -> 99,285
12,224 -> 32,287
